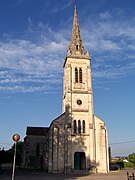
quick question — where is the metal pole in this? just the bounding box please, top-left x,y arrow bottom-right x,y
12,142 -> 17,180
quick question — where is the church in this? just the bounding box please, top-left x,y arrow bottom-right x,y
22,4 -> 109,173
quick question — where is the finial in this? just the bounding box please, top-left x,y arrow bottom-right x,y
74,0 -> 76,11
74,0 -> 77,10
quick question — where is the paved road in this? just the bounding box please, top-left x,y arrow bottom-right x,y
0,169 -> 133,180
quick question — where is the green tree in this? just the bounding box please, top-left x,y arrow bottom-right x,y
10,141 -> 24,168
108,147 -> 112,164
0,141 -> 24,167
16,141 -> 24,167
0,148 -> 6,169
128,152 -> 135,169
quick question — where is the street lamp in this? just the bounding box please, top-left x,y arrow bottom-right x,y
12,134 -> 20,180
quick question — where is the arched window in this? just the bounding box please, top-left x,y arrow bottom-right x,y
74,120 -> 77,134
78,120 -> 81,134
83,120 -> 85,133
36,143 -> 40,156
79,68 -> 82,83
75,68 -> 78,83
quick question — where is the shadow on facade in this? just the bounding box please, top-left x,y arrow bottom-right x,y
48,105 -> 99,174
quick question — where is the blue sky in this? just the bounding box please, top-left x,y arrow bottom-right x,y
0,0 -> 135,156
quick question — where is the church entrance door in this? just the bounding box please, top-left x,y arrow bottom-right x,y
74,152 -> 86,170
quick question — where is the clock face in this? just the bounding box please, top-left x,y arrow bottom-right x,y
77,99 -> 82,105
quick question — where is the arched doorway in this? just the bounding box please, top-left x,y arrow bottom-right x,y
74,152 -> 86,170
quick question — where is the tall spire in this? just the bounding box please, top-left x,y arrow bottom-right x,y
67,4 -> 84,56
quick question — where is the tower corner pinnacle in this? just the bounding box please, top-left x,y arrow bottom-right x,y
85,48 -> 91,59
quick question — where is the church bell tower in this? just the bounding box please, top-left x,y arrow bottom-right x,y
63,5 -> 93,121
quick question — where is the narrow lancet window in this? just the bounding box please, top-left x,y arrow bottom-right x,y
76,44 -> 79,51
74,120 -> 77,134
83,120 -> 85,133
79,68 -> 82,83
75,68 -> 78,83
78,120 -> 81,134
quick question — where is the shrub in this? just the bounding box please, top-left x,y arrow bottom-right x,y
124,162 -> 134,168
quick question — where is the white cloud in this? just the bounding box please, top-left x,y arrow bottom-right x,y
0,85 -> 48,93
52,0 -> 73,13
0,10 -> 135,93
99,12 -> 111,20
79,11 -> 135,83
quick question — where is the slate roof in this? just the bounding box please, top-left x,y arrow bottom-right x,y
26,126 -> 49,136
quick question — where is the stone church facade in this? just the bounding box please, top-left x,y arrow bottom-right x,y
22,5 -> 109,173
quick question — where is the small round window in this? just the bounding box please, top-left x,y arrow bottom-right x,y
77,99 -> 82,105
